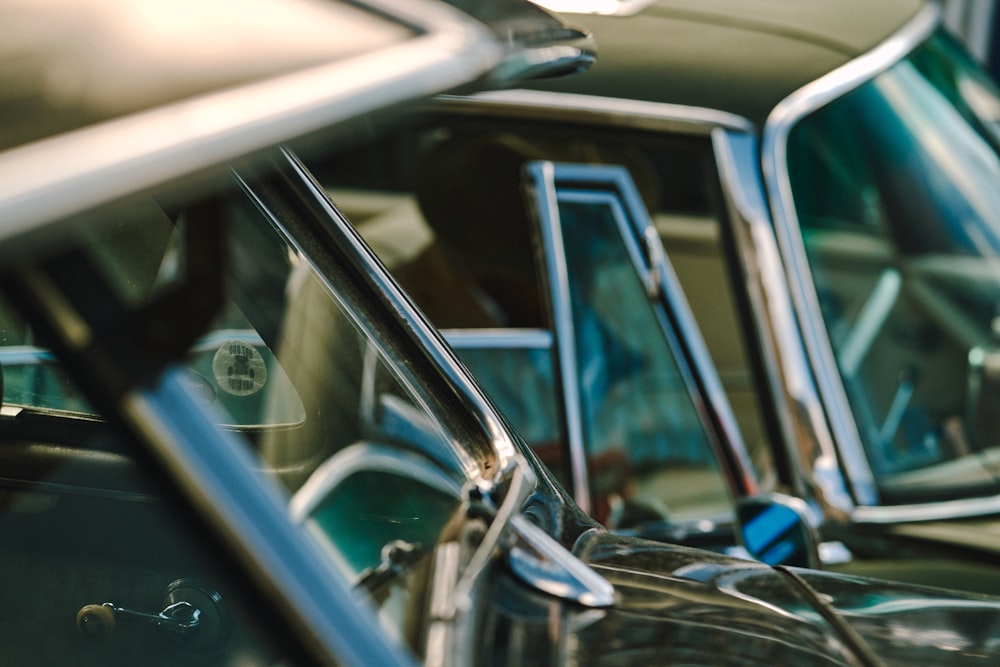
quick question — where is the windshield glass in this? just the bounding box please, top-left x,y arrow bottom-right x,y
786,31 -> 1000,503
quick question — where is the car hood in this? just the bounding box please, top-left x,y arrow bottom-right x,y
567,530 -> 1000,665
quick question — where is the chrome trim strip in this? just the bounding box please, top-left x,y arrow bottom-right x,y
507,513 -> 616,607
531,0 -> 656,17
760,3 -> 939,508
290,443 -> 462,521
436,89 -> 755,135
580,171 -> 756,498
620,158 -> 760,496
528,161 -> 592,513
854,494 -> 1000,525
0,0 -> 499,244
442,328 -> 554,350
712,128 -> 855,514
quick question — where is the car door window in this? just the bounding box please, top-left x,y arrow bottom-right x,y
527,162 -> 733,525
0,164 -> 476,665
443,329 -> 568,484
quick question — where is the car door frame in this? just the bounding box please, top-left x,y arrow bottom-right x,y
523,158 -> 757,521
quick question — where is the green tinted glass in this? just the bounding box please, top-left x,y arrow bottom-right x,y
787,32 -> 1000,503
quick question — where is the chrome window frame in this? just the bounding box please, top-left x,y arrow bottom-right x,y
525,159 -> 754,517
759,2 -> 1000,522
436,89 -> 754,136
443,328 -> 554,351
273,151 -> 524,485
290,442 -> 463,522
713,128 -> 856,517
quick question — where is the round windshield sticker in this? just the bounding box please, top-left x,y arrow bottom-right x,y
212,340 -> 267,396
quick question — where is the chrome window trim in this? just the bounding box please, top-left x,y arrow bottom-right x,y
290,442 -> 463,522
0,0 -> 500,245
530,161 -> 592,513
443,328 -> 554,350
853,494 -> 1000,525
760,3 -> 939,510
436,89 -> 755,136
528,160 -> 755,512
712,128 -> 856,514
531,0 -> 656,17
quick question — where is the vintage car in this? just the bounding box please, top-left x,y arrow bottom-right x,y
9,0 -> 1000,666
295,0 -> 1000,593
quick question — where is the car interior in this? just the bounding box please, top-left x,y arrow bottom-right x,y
0,172 -> 469,664
308,115 -> 772,533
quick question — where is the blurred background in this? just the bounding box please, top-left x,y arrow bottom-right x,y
940,0 -> 1000,74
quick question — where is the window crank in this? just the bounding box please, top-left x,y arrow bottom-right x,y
77,600 -> 201,640
76,579 -> 227,648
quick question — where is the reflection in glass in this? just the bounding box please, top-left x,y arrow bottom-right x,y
787,32 -> 1000,503
0,172 -> 468,660
556,197 -> 729,524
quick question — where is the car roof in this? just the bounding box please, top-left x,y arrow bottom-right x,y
528,0 -> 926,125
0,0 -> 502,250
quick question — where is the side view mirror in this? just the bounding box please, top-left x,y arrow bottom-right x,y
735,493 -> 819,569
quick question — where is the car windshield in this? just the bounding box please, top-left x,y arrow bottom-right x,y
786,30 -> 1000,503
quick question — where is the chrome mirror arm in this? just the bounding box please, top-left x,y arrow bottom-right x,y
451,459 -> 615,613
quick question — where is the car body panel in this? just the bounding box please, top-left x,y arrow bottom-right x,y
528,0 -> 924,124
576,530 -> 1000,665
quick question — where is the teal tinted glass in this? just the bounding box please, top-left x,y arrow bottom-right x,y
787,32 -> 1000,503
556,196 -> 730,523
451,340 -> 570,488
309,470 -> 457,578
